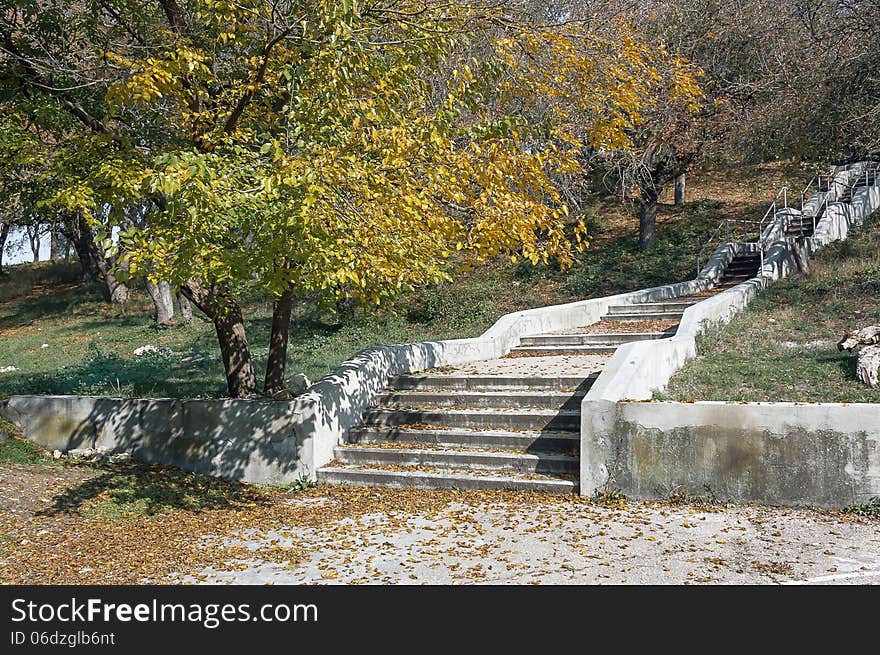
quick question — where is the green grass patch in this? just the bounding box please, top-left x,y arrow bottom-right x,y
0,418 -> 57,465
667,210 -> 880,403
844,497 -> 880,518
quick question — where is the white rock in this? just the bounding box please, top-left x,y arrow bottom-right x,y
133,345 -> 171,357
41,343 -> 48,349
288,373 -> 312,395
0,366 -> 18,373
52,449 -> 63,460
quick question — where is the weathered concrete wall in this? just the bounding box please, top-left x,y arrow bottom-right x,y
583,401 -> 880,508
0,395 -> 309,484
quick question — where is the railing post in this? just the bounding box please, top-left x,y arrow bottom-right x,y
725,219 -> 730,243
783,187 -> 788,209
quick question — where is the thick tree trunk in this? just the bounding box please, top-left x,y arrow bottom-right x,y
64,216 -> 99,282
145,278 -> 175,325
92,252 -> 129,304
0,221 -> 9,274
674,174 -> 686,206
638,195 -> 658,251
78,215 -> 128,304
264,288 -> 295,394
181,282 -> 258,398
177,288 -> 193,322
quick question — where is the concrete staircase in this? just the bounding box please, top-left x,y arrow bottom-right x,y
716,253 -> 761,287
317,215 -> 781,494
316,374 -> 589,493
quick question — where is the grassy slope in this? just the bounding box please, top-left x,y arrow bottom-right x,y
666,210 -> 880,403
0,161 -> 806,399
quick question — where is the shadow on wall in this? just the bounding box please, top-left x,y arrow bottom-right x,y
0,340 -> 449,484
1,395 -> 301,484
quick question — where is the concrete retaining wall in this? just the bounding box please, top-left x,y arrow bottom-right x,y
583,401 -> 880,508
581,163 -> 880,504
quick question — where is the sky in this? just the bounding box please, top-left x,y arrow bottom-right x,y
3,226 -> 53,265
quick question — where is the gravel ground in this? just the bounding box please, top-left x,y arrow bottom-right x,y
179,491 -> 880,586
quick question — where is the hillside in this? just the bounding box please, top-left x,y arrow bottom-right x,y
0,162 -> 806,400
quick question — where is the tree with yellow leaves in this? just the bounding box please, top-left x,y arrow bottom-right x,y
2,1 -> 703,397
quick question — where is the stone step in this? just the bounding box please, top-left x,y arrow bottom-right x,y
316,466 -> 577,494
518,332 -> 669,347
599,311 -> 684,322
509,345 -> 618,355
361,407 -> 581,431
348,426 -> 579,452
374,389 -> 585,411
606,301 -> 695,314
388,374 -> 596,391
333,446 -> 579,474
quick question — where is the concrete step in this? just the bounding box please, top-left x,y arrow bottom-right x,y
388,374 -> 596,391
333,446 -> 579,474
316,466 -> 577,494
599,311 -> 683,322
374,389 -> 585,411
518,332 -> 669,347
361,407 -> 581,431
348,426 -> 579,452
606,301 -> 695,314
509,345 -> 618,355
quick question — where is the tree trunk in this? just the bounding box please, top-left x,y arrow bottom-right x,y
79,215 -> 128,304
180,282 -> 258,398
27,224 -> 41,262
145,278 -> 175,325
50,226 -> 66,261
0,221 -> 9,274
674,174 -> 686,206
64,216 -> 99,283
264,288 -> 295,394
638,195 -> 658,251
177,288 -> 193,322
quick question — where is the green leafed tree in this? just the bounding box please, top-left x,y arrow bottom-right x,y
2,1 -> 703,397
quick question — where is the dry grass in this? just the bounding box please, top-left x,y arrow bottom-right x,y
666,210 -> 880,403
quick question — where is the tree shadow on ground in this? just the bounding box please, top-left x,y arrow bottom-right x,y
39,461 -> 269,517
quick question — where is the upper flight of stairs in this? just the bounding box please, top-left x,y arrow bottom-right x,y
836,162 -> 879,204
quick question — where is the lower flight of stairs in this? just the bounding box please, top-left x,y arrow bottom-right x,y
316,374 -> 590,493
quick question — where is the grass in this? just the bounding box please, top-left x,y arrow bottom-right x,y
0,161 -> 807,399
0,418 -> 59,466
666,210 -> 880,403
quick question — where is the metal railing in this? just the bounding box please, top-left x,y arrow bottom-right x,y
695,186 -> 790,277
693,162 -> 880,278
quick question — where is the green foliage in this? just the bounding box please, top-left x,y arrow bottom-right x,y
844,497 -> 880,518
565,200 -> 723,296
